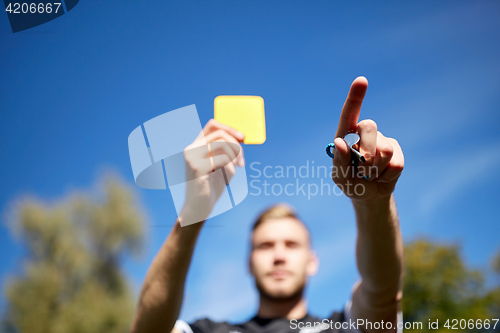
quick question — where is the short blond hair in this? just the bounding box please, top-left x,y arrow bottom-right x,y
251,202 -> 312,246
252,203 -> 297,229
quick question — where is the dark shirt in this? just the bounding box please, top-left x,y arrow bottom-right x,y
175,301 -> 403,333
177,307 -> 363,333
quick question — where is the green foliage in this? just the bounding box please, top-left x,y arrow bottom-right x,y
2,175 -> 146,333
3,176 -> 499,333
402,239 -> 499,333
493,249 -> 500,274
485,249 -> 500,321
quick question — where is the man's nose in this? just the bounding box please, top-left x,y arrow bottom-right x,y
273,243 -> 287,265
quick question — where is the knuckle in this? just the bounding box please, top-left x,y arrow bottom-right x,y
391,161 -> 404,173
388,137 -> 400,147
188,160 -> 201,172
379,142 -> 394,155
358,119 -> 377,131
363,151 -> 375,162
213,129 -> 224,137
234,143 -> 242,155
218,130 -> 231,141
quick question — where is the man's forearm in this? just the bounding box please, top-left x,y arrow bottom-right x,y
131,217 -> 204,333
352,194 -> 403,306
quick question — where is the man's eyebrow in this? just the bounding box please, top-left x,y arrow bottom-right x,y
252,240 -> 274,247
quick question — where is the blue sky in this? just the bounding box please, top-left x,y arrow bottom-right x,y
1,0 -> 500,324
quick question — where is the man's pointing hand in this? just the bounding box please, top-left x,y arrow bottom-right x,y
332,77 -> 404,201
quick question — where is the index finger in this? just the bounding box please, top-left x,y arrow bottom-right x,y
335,76 -> 368,138
204,119 -> 245,142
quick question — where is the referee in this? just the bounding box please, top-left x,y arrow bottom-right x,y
131,77 -> 405,333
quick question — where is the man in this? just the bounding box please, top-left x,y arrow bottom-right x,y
130,77 -> 405,333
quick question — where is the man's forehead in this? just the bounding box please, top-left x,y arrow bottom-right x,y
251,217 -> 310,243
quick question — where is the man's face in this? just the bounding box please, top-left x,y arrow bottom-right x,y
249,218 -> 318,300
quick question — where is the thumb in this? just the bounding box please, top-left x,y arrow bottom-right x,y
332,137 -> 351,167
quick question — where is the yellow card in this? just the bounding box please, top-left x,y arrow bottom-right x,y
214,95 -> 266,144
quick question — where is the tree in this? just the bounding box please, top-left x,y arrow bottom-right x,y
402,239 -> 499,332
2,175 -> 146,333
485,249 -> 500,322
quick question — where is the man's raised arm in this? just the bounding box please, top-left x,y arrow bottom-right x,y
331,77 -> 404,333
130,120 -> 245,333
